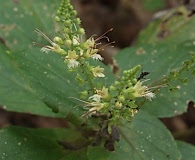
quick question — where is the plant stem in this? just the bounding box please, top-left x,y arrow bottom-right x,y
80,62 -> 95,94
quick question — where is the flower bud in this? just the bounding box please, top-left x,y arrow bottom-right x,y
118,95 -> 125,103
77,28 -> 85,35
109,85 -> 116,91
55,16 -> 61,22
115,101 -> 122,108
65,39 -> 72,47
53,37 -> 63,45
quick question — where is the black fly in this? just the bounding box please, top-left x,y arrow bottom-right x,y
137,71 -> 150,81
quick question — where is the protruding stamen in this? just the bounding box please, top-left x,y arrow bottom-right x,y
35,28 -> 54,45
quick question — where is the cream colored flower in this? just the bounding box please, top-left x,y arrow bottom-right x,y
72,36 -> 80,46
83,37 -> 95,48
83,37 -> 103,61
65,50 -> 80,68
89,87 -> 109,103
133,81 -> 155,101
145,92 -> 156,101
88,102 -> 104,112
67,59 -> 80,68
40,47 -> 51,53
96,87 -> 109,99
133,81 -> 147,97
91,66 -> 105,77
89,94 -> 102,102
91,53 -> 104,61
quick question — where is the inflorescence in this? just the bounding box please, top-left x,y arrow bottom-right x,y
34,0 -> 162,125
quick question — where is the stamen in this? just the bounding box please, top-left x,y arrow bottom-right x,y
95,28 -> 113,41
35,28 -> 54,45
82,110 -> 96,117
98,41 -> 115,51
32,42 -> 44,47
147,84 -> 167,90
69,96 -> 91,105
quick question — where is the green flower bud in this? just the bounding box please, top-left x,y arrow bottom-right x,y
71,10 -> 77,16
56,10 -> 61,15
115,101 -> 122,108
109,85 -> 116,91
131,78 -> 137,84
114,81 -> 120,87
118,95 -> 125,102
77,28 -> 85,35
53,37 -> 63,45
127,80 -> 132,87
64,20 -> 71,26
74,18 -> 81,25
55,16 -> 61,22
121,76 -> 126,81
65,39 -> 72,47
64,27 -> 70,33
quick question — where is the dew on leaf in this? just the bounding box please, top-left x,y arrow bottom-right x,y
13,7 -> 18,12
43,5 -> 48,10
183,91 -> 187,95
2,153 -> 8,159
67,80 -> 70,83
176,85 -> 181,89
19,14 -> 24,18
136,47 -> 146,55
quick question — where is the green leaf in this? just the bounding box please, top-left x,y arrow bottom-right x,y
0,126 -> 88,160
87,110 -> 181,160
176,141 -> 195,160
0,46 -> 87,118
0,0 -> 57,50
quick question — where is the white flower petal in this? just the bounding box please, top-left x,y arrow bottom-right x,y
145,92 -> 156,101
96,73 -> 105,77
92,54 -> 104,61
67,59 -> 80,68
40,47 -> 50,53
89,94 -> 102,102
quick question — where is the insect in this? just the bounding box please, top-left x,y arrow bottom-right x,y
137,70 -> 150,81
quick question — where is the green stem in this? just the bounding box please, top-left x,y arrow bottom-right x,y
80,62 -> 95,94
